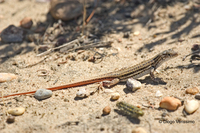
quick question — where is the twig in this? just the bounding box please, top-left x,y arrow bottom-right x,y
182,50 -> 200,61
20,57 -> 48,68
82,0 -> 86,35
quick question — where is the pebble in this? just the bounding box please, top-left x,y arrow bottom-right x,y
6,116 -> 15,123
110,92 -> 120,100
132,127 -> 147,133
184,100 -> 199,114
0,25 -> 24,43
0,73 -> 17,83
126,78 -> 142,91
50,0 -> 83,21
159,97 -> 181,111
133,31 -> 140,36
155,90 -> 163,98
34,89 -> 53,100
102,106 -> 111,115
76,88 -> 90,98
186,87 -> 199,95
104,89 -> 114,94
7,107 -> 25,116
20,17 -> 33,29
195,93 -> 200,100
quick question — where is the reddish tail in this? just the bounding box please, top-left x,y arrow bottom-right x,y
0,77 -> 113,98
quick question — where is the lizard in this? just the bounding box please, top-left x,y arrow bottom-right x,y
0,49 -> 178,98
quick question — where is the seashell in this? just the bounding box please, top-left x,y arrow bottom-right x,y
159,97 -> 181,111
76,88 -> 90,98
0,73 -> 17,83
7,107 -> 25,116
132,127 -> 147,133
126,78 -> 141,91
155,90 -> 163,98
111,92 -> 120,100
186,87 -> 199,95
34,89 -> 53,100
102,106 -> 111,115
184,100 -> 199,114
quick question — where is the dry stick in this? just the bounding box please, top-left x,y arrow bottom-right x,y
85,0 -> 98,25
36,37 -> 83,57
67,41 -> 112,52
82,0 -> 86,35
182,50 -> 200,61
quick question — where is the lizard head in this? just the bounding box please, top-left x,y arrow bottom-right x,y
161,49 -> 178,60
153,49 -> 178,68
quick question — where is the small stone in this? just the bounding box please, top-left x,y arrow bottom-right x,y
110,92 -> 120,100
123,32 -> 130,38
76,88 -> 90,98
186,87 -> 199,95
133,31 -> 140,36
50,0 -> 83,21
0,25 -> 24,43
159,97 -> 181,111
132,127 -> 147,133
184,100 -> 199,114
20,17 -> 33,29
6,116 -> 15,123
126,78 -> 142,91
104,89 -> 114,94
155,90 -> 163,98
34,89 -> 53,100
103,106 -> 111,115
0,73 -> 17,83
195,93 -> 200,100
7,107 -> 25,116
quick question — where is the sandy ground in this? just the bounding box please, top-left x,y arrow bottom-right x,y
0,0 -> 200,133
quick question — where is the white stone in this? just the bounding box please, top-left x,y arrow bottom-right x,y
126,78 -> 142,91
184,100 -> 199,114
76,88 -> 90,98
155,90 -> 163,97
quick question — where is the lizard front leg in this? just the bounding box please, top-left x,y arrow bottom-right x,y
150,67 -> 160,82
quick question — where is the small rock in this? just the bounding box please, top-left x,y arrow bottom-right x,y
186,87 -> 199,95
34,89 -> 53,100
123,32 -> 130,38
0,73 -> 17,83
7,107 -> 25,116
14,96 -> 25,102
133,31 -> 140,36
0,25 -> 24,43
110,92 -> 120,100
76,88 -> 90,98
126,78 -> 142,91
159,97 -> 181,111
20,17 -> 33,29
155,90 -> 163,98
195,93 -> 200,100
132,127 -> 147,133
102,106 -> 111,115
184,100 -> 199,114
50,0 -> 83,21
6,116 -> 15,123
104,89 -> 114,94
